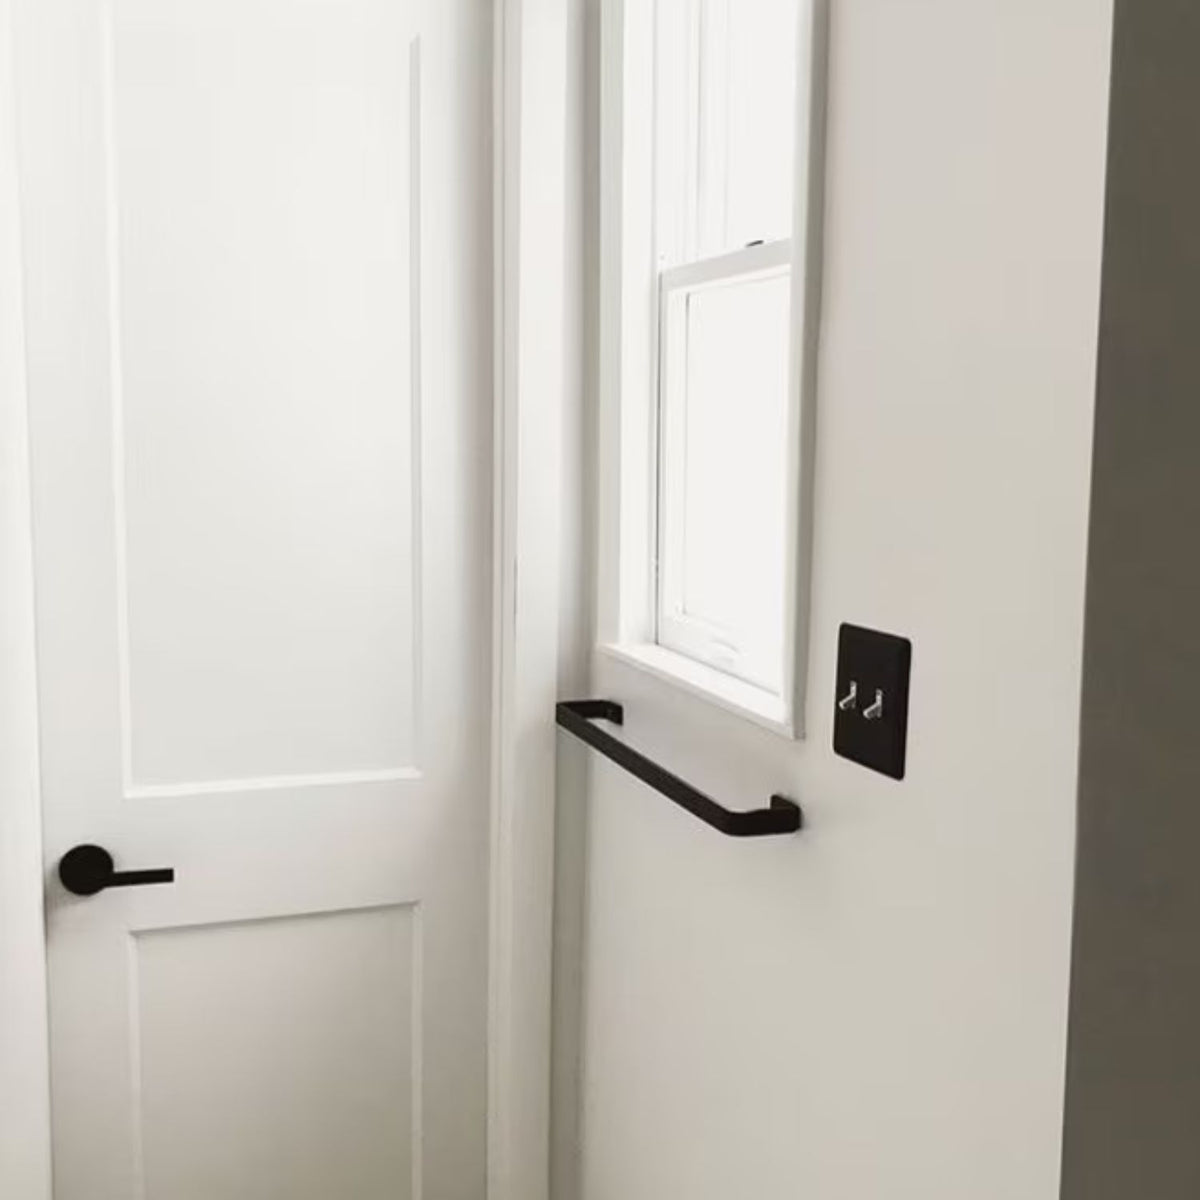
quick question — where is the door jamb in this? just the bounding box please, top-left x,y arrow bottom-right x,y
0,0 -> 53,1195
488,3 -> 571,1200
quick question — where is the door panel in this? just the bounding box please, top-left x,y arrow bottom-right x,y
111,0 -> 420,790
13,0 -> 491,1195
133,906 -> 418,1200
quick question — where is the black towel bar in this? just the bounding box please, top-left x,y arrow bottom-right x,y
555,699 -> 802,838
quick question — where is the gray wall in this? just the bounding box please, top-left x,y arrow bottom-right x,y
1061,2 -> 1200,1196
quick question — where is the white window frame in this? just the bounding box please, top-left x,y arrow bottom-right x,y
597,0 -> 828,736
655,239 -> 793,692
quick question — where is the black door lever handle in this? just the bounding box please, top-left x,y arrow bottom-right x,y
58,844 -> 175,897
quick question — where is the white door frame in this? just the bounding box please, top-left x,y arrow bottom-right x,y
0,1 -> 53,1195
487,2 -> 572,1200
0,0 -> 565,1196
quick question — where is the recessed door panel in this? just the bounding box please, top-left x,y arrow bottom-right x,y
135,907 -> 418,1200
109,0 -> 420,790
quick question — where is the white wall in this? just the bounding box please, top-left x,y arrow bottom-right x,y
0,0 -> 52,1193
549,0 -> 596,1198
576,3 -> 1113,1199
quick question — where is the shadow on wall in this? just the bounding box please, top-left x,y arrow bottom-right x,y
1061,2 -> 1200,1198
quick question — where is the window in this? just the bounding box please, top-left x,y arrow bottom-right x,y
652,0 -> 806,700
657,246 -> 793,694
654,0 -> 802,265
598,0 -> 825,733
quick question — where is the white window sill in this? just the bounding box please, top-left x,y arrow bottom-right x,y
598,642 -> 799,740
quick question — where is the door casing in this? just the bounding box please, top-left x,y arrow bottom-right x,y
0,1 -> 52,1194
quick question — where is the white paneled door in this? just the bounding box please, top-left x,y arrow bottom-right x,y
12,0 -> 491,1195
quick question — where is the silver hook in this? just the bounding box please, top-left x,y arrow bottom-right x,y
837,680 -> 858,711
863,689 -> 885,721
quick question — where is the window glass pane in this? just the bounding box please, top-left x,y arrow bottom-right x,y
721,0 -> 800,251
660,269 -> 790,692
655,0 -> 800,263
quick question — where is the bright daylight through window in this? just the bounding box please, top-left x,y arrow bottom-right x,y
653,0 -> 803,701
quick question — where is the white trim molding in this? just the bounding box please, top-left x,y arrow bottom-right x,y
488,2 -> 572,1199
0,0 -> 53,1193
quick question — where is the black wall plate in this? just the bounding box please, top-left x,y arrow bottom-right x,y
833,624 -> 912,780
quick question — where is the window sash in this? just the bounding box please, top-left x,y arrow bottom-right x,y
655,238 -> 793,692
